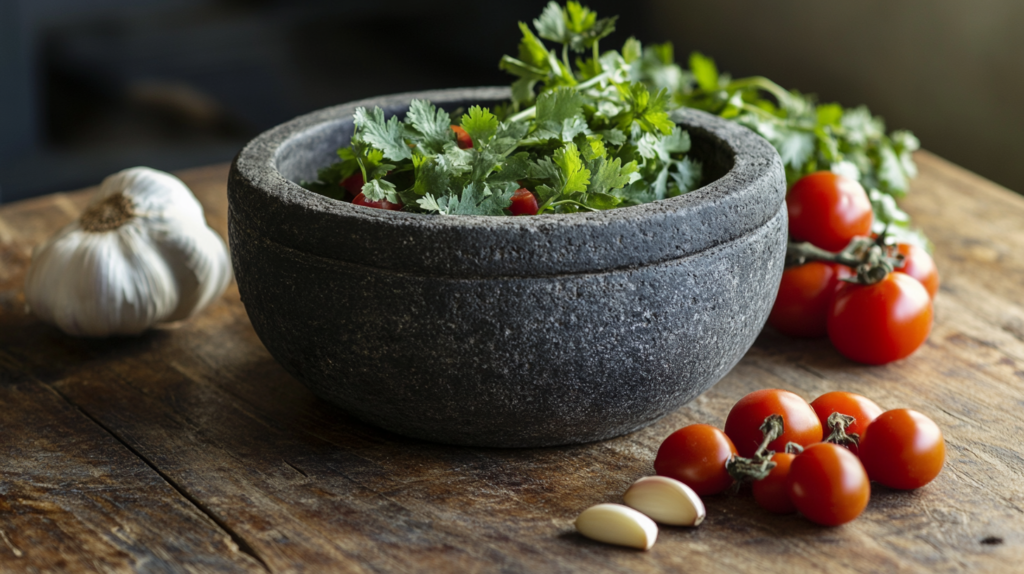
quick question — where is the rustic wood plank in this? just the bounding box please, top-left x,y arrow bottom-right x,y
1,156 -> 1024,572
0,354 -> 264,572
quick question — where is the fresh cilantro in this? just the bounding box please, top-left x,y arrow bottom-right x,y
461,106 -> 499,144
405,100 -> 453,154
353,107 -> 411,162
304,0 -> 921,240
361,179 -> 399,204
553,142 -> 591,194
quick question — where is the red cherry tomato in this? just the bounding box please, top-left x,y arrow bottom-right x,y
896,243 -> 939,299
654,424 -> 737,496
787,171 -> 873,252
352,192 -> 403,211
828,272 -> 933,365
787,442 -> 870,526
768,261 -> 854,338
724,389 -> 823,458
340,172 -> 364,198
859,409 -> 945,490
509,188 -> 539,216
451,125 -> 473,149
753,452 -> 796,514
811,391 -> 883,456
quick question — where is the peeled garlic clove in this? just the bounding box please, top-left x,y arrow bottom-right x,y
624,476 -> 706,526
575,503 -> 658,550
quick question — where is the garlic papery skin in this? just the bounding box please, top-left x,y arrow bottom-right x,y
24,167 -> 232,337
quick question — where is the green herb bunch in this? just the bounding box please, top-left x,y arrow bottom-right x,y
628,45 -> 922,243
302,1 -> 703,215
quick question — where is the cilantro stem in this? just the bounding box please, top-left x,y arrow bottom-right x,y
562,44 -> 572,76
547,199 -> 599,211
726,76 -> 794,109
507,71 -> 613,123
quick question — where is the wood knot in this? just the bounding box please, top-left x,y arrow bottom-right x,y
80,192 -> 135,232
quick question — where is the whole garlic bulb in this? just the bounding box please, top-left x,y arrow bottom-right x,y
24,167 -> 232,337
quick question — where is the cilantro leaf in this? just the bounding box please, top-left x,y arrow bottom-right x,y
616,83 -> 674,135
516,21 -> 551,71
773,128 -> 816,169
353,107 -> 412,162
413,158 -> 452,197
536,87 -> 584,136
461,106 -> 499,144
361,178 -> 399,204
421,182 -> 514,216
534,1 -> 616,53
669,157 -> 702,193
488,152 -> 532,184
553,141 -> 591,193
587,156 -> 638,195
689,52 -> 719,91
534,2 -> 568,46
405,100 -> 453,154
469,149 -> 506,182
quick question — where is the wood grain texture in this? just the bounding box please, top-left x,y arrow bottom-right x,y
0,155 -> 1022,573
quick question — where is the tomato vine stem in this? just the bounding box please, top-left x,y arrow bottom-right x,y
725,414 -> 784,484
786,231 -> 905,286
823,412 -> 860,448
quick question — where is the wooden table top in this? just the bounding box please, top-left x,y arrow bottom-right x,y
1,153 -> 1023,573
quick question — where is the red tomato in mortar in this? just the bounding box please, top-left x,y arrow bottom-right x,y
340,172 -> 364,198
352,192 -> 403,211
509,188 -> 539,216
451,125 -> 473,149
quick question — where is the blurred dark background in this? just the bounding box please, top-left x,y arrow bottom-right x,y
2,0 -> 1022,203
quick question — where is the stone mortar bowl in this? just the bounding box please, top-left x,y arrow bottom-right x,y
228,86 -> 786,447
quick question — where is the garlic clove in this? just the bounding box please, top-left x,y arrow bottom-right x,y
154,219 -> 232,322
623,476 -> 706,526
574,503 -> 658,550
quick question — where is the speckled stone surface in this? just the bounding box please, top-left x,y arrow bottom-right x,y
228,87 -> 787,447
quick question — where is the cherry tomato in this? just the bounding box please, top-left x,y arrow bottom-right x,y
768,262 -> 854,338
451,125 -> 473,149
752,452 -> 796,514
509,188 -> 539,216
787,442 -> 870,526
654,424 -> 737,496
859,409 -> 945,490
724,389 -> 823,458
896,243 -> 939,299
352,192 -> 403,211
828,272 -> 933,365
787,171 -> 873,252
340,172 -> 364,198
811,391 -> 883,456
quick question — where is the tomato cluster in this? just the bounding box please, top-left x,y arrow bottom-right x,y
770,171 -> 939,365
654,388 -> 945,526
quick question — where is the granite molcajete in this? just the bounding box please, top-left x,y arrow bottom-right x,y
228,87 -> 787,447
